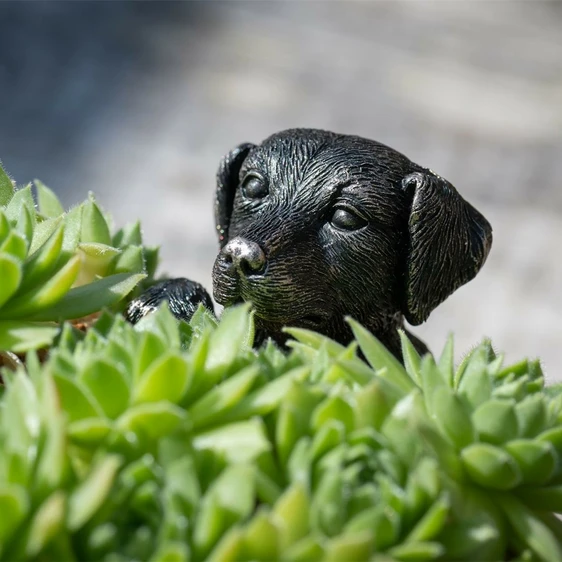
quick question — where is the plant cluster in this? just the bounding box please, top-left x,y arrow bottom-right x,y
0,163 -> 561,561
0,163 -> 157,354
0,301 -> 561,561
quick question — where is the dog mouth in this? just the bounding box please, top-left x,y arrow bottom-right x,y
213,254 -> 333,330
296,314 -> 328,329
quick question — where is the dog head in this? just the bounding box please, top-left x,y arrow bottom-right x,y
212,129 -> 492,350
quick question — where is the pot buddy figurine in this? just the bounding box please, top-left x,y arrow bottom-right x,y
126,129 -> 492,359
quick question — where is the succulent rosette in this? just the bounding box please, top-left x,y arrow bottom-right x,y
0,162 -> 157,353
1,162 -> 561,561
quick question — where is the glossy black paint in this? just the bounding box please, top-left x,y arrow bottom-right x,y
125,278 -> 214,324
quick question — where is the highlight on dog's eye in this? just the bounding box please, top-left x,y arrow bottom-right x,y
241,174 -> 268,199
330,208 -> 367,231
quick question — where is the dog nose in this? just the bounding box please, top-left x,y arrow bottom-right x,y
222,237 -> 266,276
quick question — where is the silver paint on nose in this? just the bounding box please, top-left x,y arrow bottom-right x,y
222,237 -> 266,276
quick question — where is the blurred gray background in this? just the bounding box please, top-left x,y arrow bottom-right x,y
1,1 -> 561,378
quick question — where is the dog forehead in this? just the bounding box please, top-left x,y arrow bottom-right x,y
247,130 -> 413,188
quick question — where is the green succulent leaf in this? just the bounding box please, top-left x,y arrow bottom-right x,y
5,184 -> 34,222
0,253 -> 22,309
26,272 -> 146,321
0,160 -> 15,206
348,317 -> 414,394
0,231 -> 27,261
2,254 -> 81,318
399,329 -> 423,385
116,401 -> 186,440
496,494 -> 562,562
0,320 -> 59,352
25,491 -> 66,557
68,455 -> 123,531
133,353 -> 189,405
35,180 -> 64,218
81,198 -> 112,246
19,223 -> 65,292
79,358 -> 130,419
0,485 -> 29,554
1,170 -> 562,562
461,443 -> 522,490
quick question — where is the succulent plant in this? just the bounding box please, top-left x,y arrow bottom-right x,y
0,162 -> 157,353
0,298 -> 561,561
1,163 -> 561,560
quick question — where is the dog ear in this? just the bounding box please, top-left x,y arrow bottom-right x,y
402,170 -> 492,326
215,143 -> 255,248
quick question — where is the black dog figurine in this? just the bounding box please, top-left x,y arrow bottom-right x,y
127,129 -> 492,359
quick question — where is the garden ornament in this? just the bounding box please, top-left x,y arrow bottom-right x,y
127,129 -> 493,359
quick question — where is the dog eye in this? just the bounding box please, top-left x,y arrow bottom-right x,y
242,174 -> 268,199
330,208 -> 367,231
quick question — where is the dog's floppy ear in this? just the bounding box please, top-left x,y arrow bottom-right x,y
215,143 -> 255,248
402,170 -> 492,326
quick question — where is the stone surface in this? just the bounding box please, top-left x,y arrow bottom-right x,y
1,2 -> 561,377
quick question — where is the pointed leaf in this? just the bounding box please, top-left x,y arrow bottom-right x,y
75,242 -> 121,286
5,184 -> 34,222
0,210 -> 10,242
461,443 -> 522,490
399,329 -> 422,385
81,199 -> 111,245
133,353 -> 189,405
15,205 -> 34,251
0,253 -> 22,308
25,491 -> 66,557
438,333 -> 455,388
496,494 -> 562,562
112,221 -> 143,248
284,327 -> 347,357
79,359 -> 130,419
60,204 -> 83,258
273,483 -> 310,548
27,272 -> 146,321
68,455 -> 122,530
242,510 -> 279,560
68,417 -> 112,448
472,398 -> 518,444
389,541 -> 444,561
405,493 -> 450,542
188,365 -> 259,430
432,386 -> 476,449
35,180 -> 64,218
348,317 -> 414,394
19,224 -> 64,292
324,532 -> 373,562
194,419 -> 271,463
29,216 -> 62,255
0,160 -> 15,206
0,231 -> 27,261
53,374 -> 104,422
116,402 -> 186,440
113,244 -> 144,274
2,254 -> 80,317
205,303 -> 253,374
0,485 -> 29,550
0,321 -> 58,352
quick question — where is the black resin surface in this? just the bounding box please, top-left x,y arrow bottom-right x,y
129,129 -> 493,358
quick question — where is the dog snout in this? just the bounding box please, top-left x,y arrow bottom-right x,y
222,237 -> 267,276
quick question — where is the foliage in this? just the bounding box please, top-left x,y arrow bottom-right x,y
0,162 -> 157,353
0,301 -> 561,561
1,161 -> 561,561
